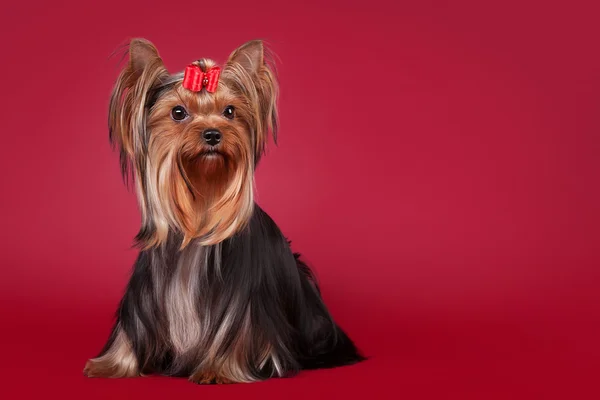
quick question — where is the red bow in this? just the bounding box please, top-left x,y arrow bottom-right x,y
182,65 -> 221,93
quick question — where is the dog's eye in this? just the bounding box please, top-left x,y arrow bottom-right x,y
171,106 -> 188,121
223,105 -> 235,120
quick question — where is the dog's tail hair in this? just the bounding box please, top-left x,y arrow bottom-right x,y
291,251 -> 367,370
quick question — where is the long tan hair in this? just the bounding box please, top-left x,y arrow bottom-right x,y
108,39 -> 278,249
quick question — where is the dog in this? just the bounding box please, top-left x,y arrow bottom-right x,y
83,38 -> 364,384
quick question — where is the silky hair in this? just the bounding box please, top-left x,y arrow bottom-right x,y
85,39 -> 364,383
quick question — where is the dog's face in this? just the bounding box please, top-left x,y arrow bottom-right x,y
109,39 -> 278,248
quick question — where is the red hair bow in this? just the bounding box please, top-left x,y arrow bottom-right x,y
182,64 -> 221,93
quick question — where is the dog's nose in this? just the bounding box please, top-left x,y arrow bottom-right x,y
202,129 -> 222,146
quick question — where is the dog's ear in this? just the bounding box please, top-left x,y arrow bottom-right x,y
109,38 -> 168,184
227,40 -> 265,75
129,38 -> 161,75
225,40 -> 279,163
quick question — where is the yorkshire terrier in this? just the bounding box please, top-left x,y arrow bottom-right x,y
83,38 -> 364,384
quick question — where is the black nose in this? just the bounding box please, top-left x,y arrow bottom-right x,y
202,129 -> 222,146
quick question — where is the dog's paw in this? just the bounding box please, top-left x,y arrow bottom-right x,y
83,358 -> 139,378
83,359 -> 102,378
189,371 -> 235,385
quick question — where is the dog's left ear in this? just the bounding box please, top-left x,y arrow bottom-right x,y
109,38 -> 168,185
226,40 -> 279,162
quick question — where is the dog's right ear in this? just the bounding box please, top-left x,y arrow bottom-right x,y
129,39 -> 161,75
109,38 -> 168,184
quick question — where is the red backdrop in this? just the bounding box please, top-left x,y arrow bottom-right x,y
1,0 -> 598,398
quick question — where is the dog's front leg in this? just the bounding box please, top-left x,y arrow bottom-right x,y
83,324 -> 140,378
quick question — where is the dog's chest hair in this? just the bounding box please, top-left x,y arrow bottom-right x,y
162,244 -> 206,355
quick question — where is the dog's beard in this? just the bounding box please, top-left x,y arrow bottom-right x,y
184,151 -> 230,201
138,140 -> 254,249
183,152 -> 254,248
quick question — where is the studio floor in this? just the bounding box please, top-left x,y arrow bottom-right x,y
2,294 -> 597,399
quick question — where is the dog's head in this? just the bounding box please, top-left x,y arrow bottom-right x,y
109,39 -> 278,248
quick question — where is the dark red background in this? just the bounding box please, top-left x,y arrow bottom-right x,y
1,0 -> 598,398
